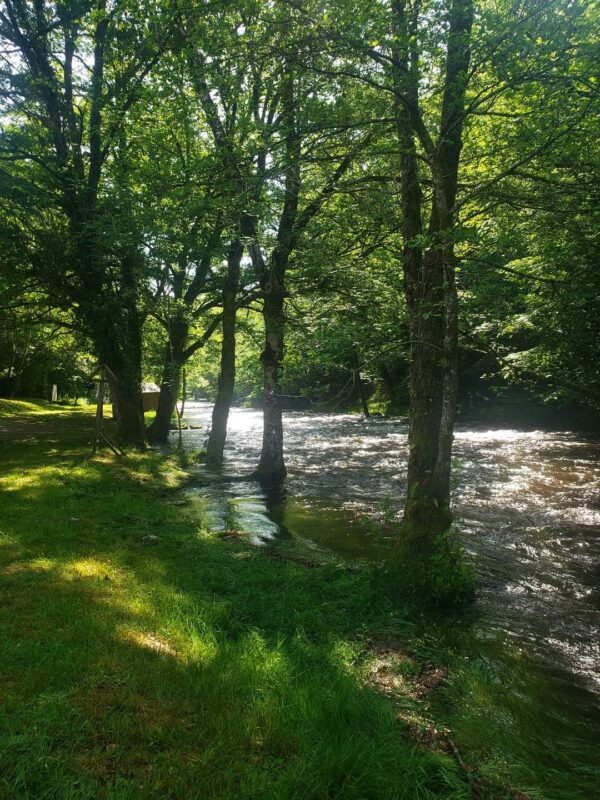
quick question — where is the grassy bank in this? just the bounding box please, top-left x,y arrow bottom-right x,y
0,402 -> 479,800
2,402 -> 598,800
0,398 -> 85,416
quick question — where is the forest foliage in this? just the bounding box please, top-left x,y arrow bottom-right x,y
0,0 -> 598,555
0,0 -> 597,418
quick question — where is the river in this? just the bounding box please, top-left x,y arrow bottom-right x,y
177,401 -> 600,799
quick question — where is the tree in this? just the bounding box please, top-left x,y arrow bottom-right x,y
285,0 -> 599,570
169,2 -> 266,461
387,0 -> 473,554
0,0 -> 166,444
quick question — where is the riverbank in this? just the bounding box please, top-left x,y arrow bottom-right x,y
3,402 -> 599,799
0,401 -> 497,800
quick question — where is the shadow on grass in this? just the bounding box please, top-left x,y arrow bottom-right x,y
0,423 -> 479,800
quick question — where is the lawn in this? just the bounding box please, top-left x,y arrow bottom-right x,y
0,402 -> 498,800
0,398 -> 93,417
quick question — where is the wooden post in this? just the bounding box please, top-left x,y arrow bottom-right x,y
93,367 -> 125,456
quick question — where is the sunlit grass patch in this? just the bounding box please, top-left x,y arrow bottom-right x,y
2,556 -> 55,576
119,629 -> 179,658
0,408 -> 479,800
0,398 -> 96,416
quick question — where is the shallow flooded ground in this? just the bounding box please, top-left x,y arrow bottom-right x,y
178,402 -> 600,798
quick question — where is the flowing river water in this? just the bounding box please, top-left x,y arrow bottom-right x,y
178,401 -> 600,798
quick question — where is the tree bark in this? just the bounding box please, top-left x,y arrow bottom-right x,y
107,373 -> 143,444
89,256 -> 146,449
104,349 -> 144,449
251,75 -> 299,484
391,0 -> 473,557
206,240 -> 242,466
379,364 -> 402,412
357,371 -> 371,418
245,71 -> 357,481
256,270 -> 287,482
148,320 -> 188,444
0,3 -> 154,447
401,221 -> 452,553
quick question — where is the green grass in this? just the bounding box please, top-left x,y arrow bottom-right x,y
0,401 -> 477,800
0,398 -> 94,417
2,400 -> 598,800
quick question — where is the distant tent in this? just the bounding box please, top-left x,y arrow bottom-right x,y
141,383 -> 161,412
92,369 -> 161,419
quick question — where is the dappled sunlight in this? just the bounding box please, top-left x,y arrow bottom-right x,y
58,556 -> 125,583
2,552 -> 155,621
119,629 -> 179,659
97,591 -> 156,618
237,630 -> 290,680
182,402 -> 600,692
105,452 -> 187,490
0,531 -> 17,547
328,639 -> 363,676
2,556 -> 55,576
183,632 -> 220,666
0,399 -> 95,417
0,0 -> 596,789
0,468 -> 59,493
0,464 -> 106,501
1,408 -> 598,798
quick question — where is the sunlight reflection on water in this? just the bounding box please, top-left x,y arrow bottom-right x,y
178,402 -> 600,693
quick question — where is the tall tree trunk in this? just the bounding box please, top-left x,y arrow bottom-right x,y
113,247 -> 146,447
379,364 -> 400,412
391,0 -> 473,558
105,368 -> 143,445
92,295 -> 145,448
252,74 -> 298,484
245,70 -> 354,482
256,275 -> 287,482
206,240 -> 242,466
429,0 -> 472,511
75,210 -> 147,448
432,249 -> 459,511
400,221 -> 451,554
103,341 -> 144,449
148,320 -> 188,444
391,0 -> 444,554
356,371 -> 371,418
